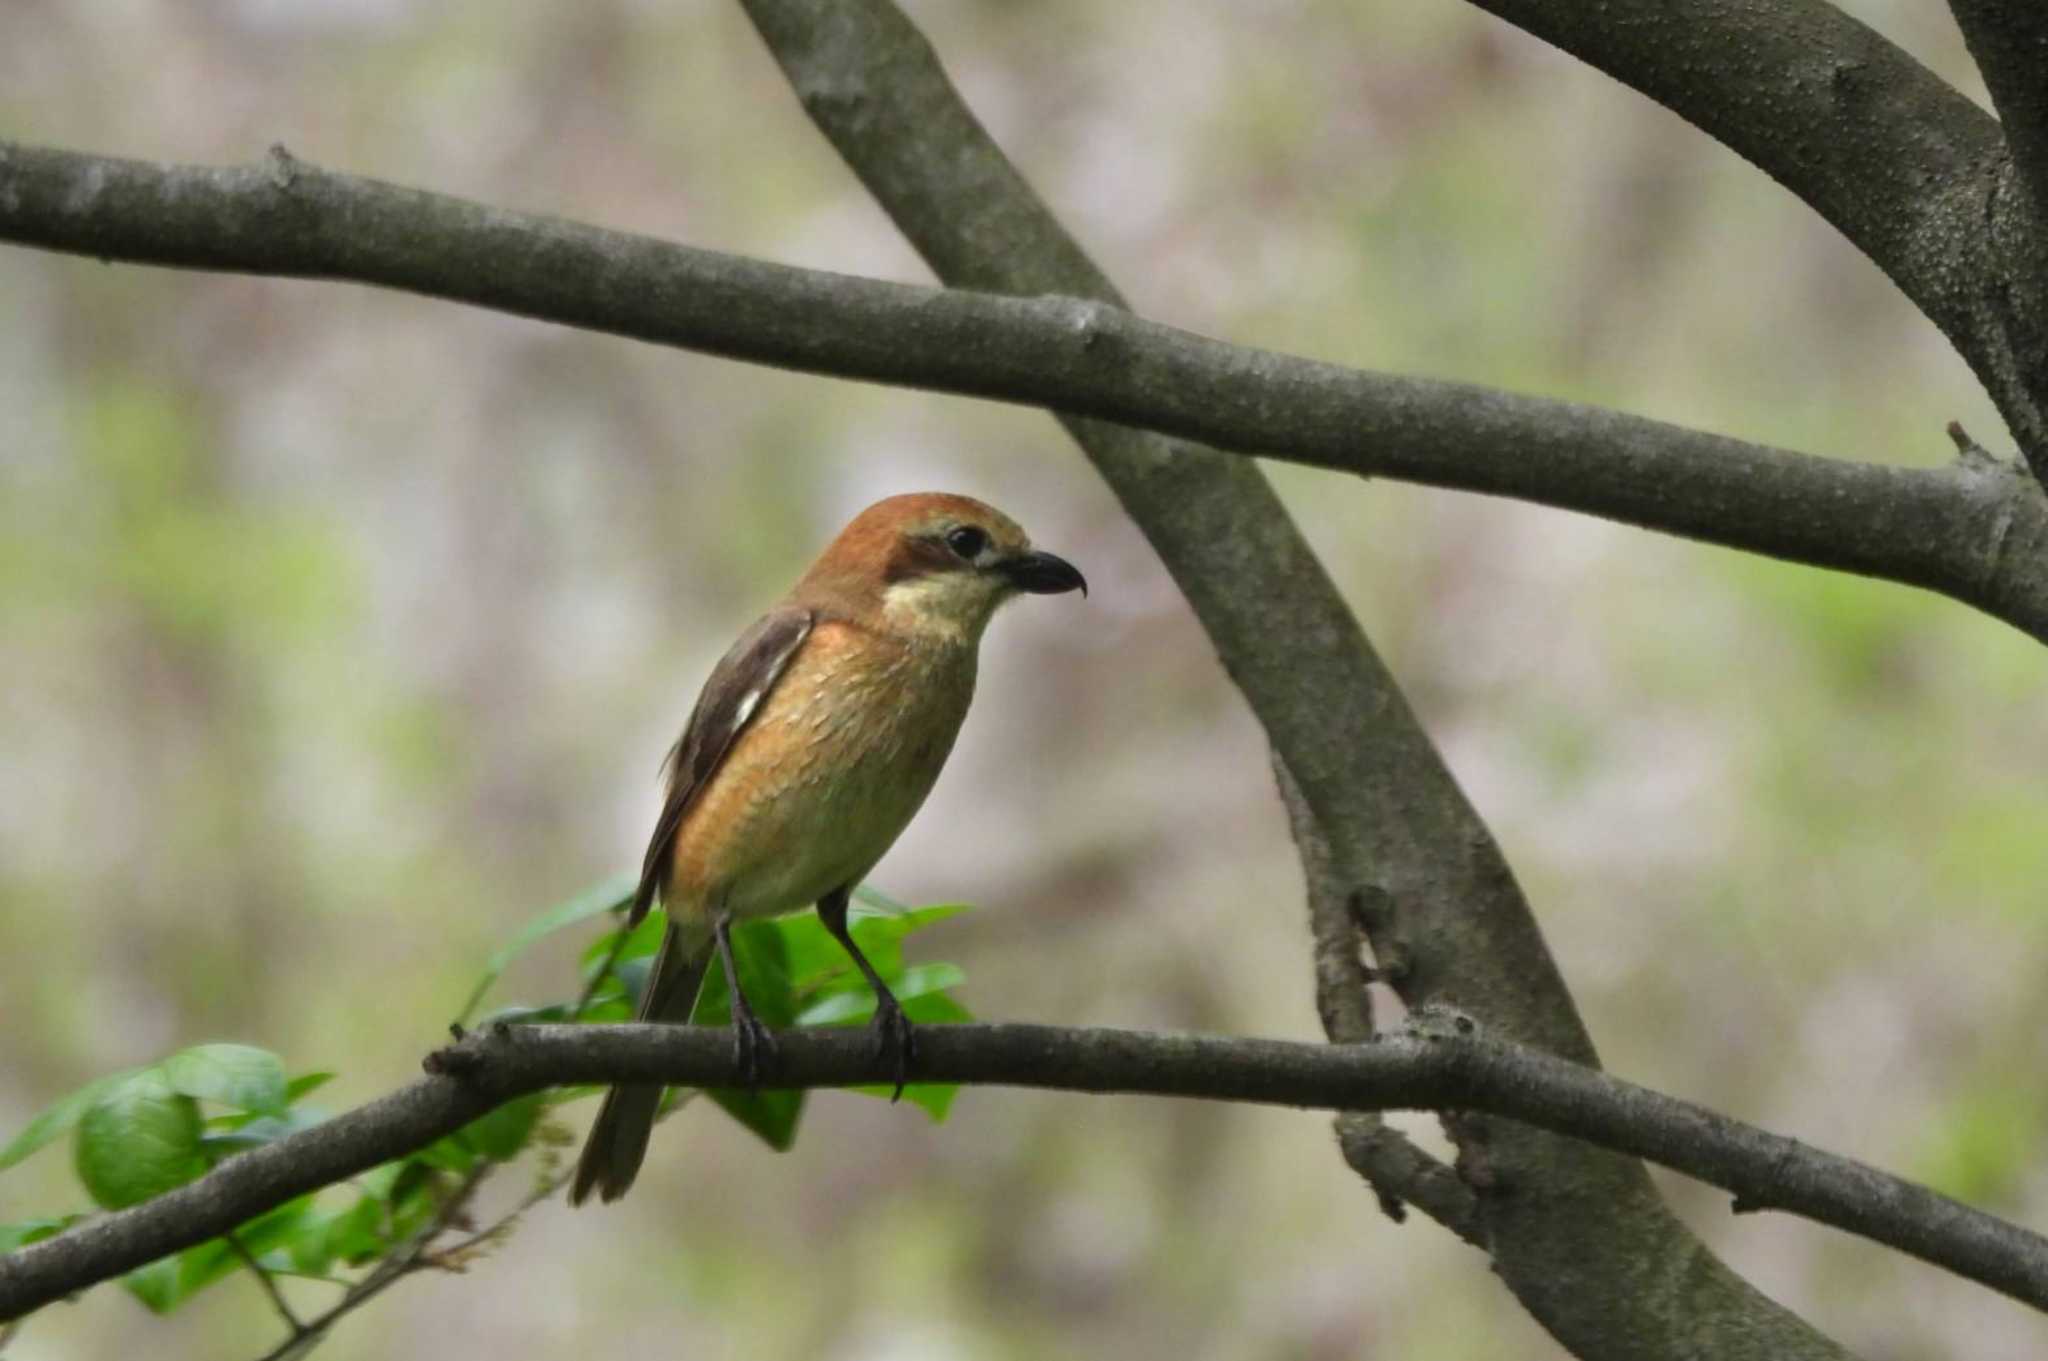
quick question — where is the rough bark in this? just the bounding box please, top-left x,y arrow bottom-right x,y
7,1022 -> 2046,1322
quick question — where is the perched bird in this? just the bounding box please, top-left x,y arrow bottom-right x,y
570,491 -> 1086,1205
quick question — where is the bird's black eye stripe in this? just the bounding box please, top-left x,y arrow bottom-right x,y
945,525 -> 988,560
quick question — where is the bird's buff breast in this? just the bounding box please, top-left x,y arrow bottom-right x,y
667,630 -> 976,918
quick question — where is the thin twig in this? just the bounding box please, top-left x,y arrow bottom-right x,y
425,1165 -> 569,1267
227,1232 -> 307,1340
247,1163 -> 493,1361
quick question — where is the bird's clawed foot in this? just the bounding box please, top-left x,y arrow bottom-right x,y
729,1001 -> 779,1090
870,994 -> 916,1102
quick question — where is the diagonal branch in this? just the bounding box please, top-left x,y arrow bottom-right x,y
1947,1 -> 2048,228
1452,0 -> 2048,483
2,140 -> 2043,640
1281,759 -> 1483,1241
733,3 -> 1850,1356
4,1023 -> 2045,1324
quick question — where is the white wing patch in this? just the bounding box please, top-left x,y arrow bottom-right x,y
631,607 -> 814,923
712,611 -> 812,752
730,683 -> 767,731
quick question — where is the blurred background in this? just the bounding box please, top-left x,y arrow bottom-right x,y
3,1 -> 2045,1357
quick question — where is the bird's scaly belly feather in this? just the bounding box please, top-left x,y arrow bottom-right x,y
666,625 -> 975,920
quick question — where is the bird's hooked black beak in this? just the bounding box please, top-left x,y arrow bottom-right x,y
998,549 -> 1088,597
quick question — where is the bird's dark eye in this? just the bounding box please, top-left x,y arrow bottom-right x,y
945,525 -> 989,560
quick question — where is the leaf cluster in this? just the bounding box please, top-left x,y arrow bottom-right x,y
0,878 -> 973,1334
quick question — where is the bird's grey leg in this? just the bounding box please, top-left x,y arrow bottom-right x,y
713,909 -> 776,1088
817,884 -> 915,1101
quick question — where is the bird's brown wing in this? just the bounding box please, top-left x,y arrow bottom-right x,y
629,605 -> 815,924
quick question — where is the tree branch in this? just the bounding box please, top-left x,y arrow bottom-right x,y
1947,1 -> 2048,228
3,1023 -> 2044,1323
733,4 -> 1872,1355
1454,0 -> 2048,483
247,1161 -> 492,1361
3,139 -> 2045,644
1282,759 -> 1483,1240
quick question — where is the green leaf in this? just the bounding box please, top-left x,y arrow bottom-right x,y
586,911 -> 668,989
355,1157 -> 424,1204
854,895 -> 969,930
456,872 -> 636,1028
850,883 -> 921,915
692,922 -> 798,1028
575,896 -> 973,1151
671,924 -> 804,1150
0,1215 -> 81,1253
119,1198 -> 312,1313
75,1071 -> 207,1210
0,1067 -> 141,1172
122,1238 -> 229,1313
569,992 -> 634,1025
117,1195 -> 311,1309
199,1106 -> 324,1155
312,1194 -> 386,1268
384,1167 -> 452,1243
162,1044 -> 288,1115
776,903 -> 960,988
707,1087 -> 806,1152
460,1093 -> 543,1161
285,1071 -> 337,1103
794,963 -> 967,1026
414,1136 -> 480,1176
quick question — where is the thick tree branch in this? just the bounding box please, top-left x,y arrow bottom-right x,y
3,141 -> 2045,645
1947,1 -> 2048,227
735,4 -> 1848,1357
4,1024 -> 2045,1323
1282,760 -> 1483,1240
1457,0 -> 2048,484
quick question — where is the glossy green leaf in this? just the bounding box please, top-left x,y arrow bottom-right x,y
123,1238 -> 228,1312
384,1169 -> 452,1243
200,1105 -> 324,1154
0,1067 -> 140,1172
586,911 -> 669,998
707,1087 -> 806,1151
314,1194 -> 387,1268
414,1135 -> 480,1176
460,1093 -> 543,1160
271,1189 -> 387,1277
355,1156 -> 431,1205
0,1215 -> 80,1253
74,1071 -> 207,1210
284,1071 -> 337,1102
691,922 -> 797,1027
572,896 -> 973,1150
162,1044 -> 289,1115
457,872 -> 635,1028
120,1198 -> 311,1313
794,963 -> 967,1026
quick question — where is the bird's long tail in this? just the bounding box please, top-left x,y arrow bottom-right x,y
568,916 -> 713,1206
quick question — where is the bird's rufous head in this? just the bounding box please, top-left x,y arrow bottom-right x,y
795,492 -> 1086,642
